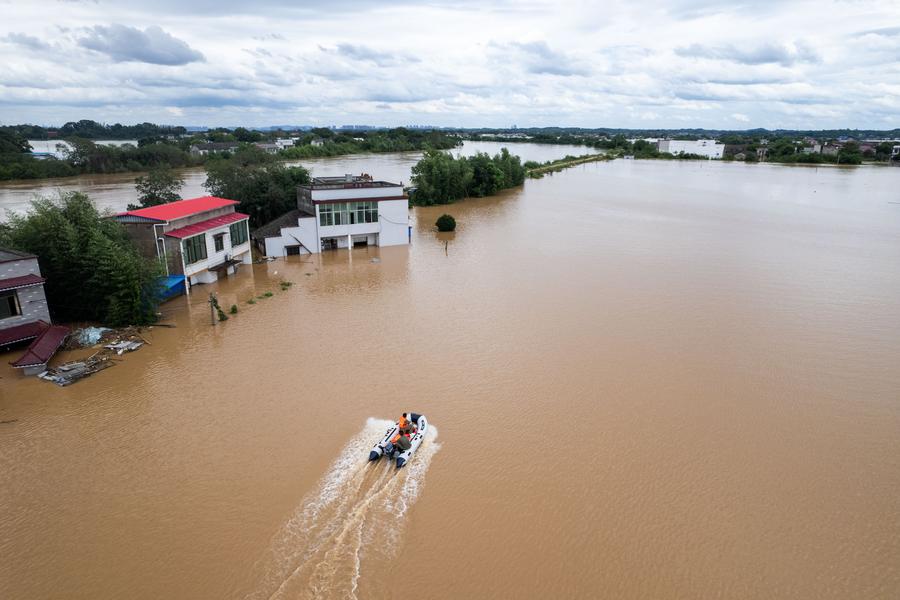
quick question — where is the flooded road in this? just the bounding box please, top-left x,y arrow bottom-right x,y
2,157 -> 900,599
0,141 -> 593,218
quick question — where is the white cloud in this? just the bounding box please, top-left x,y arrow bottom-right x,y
0,0 -> 898,128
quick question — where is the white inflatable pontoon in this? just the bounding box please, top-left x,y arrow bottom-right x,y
368,413 -> 428,468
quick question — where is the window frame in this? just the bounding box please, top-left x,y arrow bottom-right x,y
183,234 -> 208,265
229,221 -> 248,246
213,232 -> 225,253
0,290 -> 22,320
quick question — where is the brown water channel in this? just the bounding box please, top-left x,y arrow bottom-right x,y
2,158 -> 900,599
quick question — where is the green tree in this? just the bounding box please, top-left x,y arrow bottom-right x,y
204,147 -> 310,226
0,192 -> 161,326
129,167 -> 184,210
435,214 -> 456,232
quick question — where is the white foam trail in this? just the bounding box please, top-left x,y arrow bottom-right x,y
245,418 -> 440,600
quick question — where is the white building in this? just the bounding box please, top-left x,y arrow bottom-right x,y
657,139 -> 724,159
275,138 -> 296,149
260,175 -> 409,256
114,197 -> 252,290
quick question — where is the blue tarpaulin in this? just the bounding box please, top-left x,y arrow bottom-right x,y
158,275 -> 186,301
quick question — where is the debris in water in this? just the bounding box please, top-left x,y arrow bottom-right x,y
71,326 -> 111,347
41,327 -> 149,385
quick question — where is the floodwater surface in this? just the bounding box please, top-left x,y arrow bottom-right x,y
1,157 -> 900,599
0,141 -> 594,217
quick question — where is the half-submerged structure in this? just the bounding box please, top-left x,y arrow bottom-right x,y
256,174 -> 410,256
113,197 -> 251,293
0,248 -> 68,375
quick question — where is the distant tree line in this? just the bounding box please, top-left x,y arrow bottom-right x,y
410,148 -> 526,205
280,127 -> 459,159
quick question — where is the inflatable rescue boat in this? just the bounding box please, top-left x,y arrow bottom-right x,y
368,413 -> 428,468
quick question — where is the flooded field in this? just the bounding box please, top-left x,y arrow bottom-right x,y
1,156 -> 900,599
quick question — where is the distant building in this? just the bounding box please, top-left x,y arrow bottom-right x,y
821,144 -> 841,156
274,138 -> 296,150
113,197 -> 252,291
310,138 -> 326,147
257,174 -> 409,256
656,139 -> 724,159
0,248 -> 68,376
254,142 -> 279,154
189,142 -> 240,156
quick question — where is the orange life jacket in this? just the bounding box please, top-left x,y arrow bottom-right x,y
391,432 -> 401,444
398,415 -> 409,429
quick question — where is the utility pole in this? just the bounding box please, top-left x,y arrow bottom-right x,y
208,293 -> 217,326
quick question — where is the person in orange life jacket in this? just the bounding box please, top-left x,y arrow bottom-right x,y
398,413 -> 414,434
391,430 -> 412,452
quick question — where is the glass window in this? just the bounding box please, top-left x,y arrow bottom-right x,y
229,221 -> 248,246
183,234 -> 208,265
0,291 -> 20,319
213,233 -> 225,252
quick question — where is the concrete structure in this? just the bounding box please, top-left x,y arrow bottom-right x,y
657,139 -> 724,159
0,249 -> 51,332
189,142 -> 240,156
113,197 -> 252,291
275,138 -> 297,150
254,142 -> 279,154
310,138 -> 325,147
0,249 -> 68,376
258,174 -> 409,256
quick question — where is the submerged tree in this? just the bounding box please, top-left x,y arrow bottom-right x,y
129,166 -> 184,210
0,192 -> 161,326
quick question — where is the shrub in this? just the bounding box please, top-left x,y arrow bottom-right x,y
263,291 -> 273,297
247,298 -> 256,304
435,214 -> 456,232
229,304 -> 238,314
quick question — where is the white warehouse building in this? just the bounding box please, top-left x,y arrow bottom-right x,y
259,174 -> 410,255
657,139 -> 725,159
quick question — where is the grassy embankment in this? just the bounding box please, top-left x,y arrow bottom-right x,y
525,153 -> 616,178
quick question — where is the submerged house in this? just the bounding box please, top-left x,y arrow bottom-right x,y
256,174 -> 409,256
0,249 -> 68,375
113,197 -> 251,292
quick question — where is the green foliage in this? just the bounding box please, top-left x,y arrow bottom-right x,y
229,304 -> 238,314
204,147 -> 310,227
217,308 -> 229,321
263,291 -> 274,297
410,148 -> 525,205
435,214 -> 456,232
0,192 -> 161,326
129,167 -> 184,210
247,298 -> 256,304
280,128 -> 458,160
279,281 -> 293,290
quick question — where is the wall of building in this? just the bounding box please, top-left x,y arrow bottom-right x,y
657,140 -> 724,159
182,220 -> 252,282
312,186 -> 404,201
0,258 -> 51,329
376,199 -> 410,246
265,217 -> 319,256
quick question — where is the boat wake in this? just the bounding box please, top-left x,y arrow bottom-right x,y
245,418 -> 440,600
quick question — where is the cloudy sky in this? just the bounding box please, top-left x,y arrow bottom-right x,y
1,0 -> 899,129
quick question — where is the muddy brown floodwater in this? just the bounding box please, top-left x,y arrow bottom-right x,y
2,157 -> 900,599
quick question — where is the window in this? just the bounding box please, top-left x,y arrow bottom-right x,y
0,291 -> 21,319
183,234 -> 207,265
319,202 -> 378,226
229,221 -> 248,246
213,233 -> 225,252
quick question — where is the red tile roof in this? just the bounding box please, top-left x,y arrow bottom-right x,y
0,273 -> 46,292
164,212 -> 250,239
10,324 -> 69,368
0,320 -> 49,346
116,197 -> 239,222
